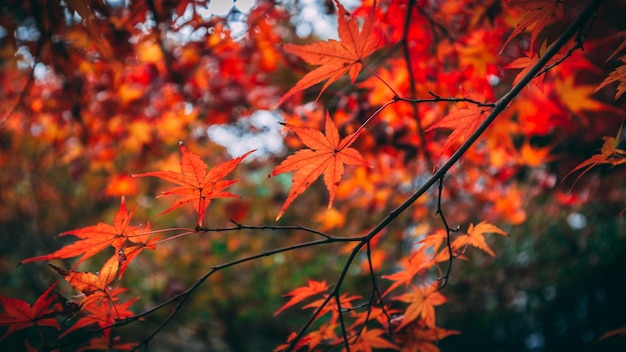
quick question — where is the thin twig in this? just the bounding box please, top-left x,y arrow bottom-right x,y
394,92 -> 496,107
434,176 -> 459,289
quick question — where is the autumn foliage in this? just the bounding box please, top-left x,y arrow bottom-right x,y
1,0 -> 625,351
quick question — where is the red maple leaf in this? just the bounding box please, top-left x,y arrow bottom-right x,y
274,279 -> 329,316
0,283 -> 61,340
505,42 -> 564,87
275,0 -> 380,106
426,93 -> 491,157
133,141 -> 254,227
500,0 -> 564,53
393,321 -> 460,352
270,113 -> 368,220
20,197 -> 148,268
60,288 -> 137,338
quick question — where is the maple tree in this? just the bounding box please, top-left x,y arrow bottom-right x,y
1,0 -> 625,351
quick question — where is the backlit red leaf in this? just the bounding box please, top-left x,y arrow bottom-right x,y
20,197 -> 147,268
270,113 -> 367,220
426,93 -> 491,157
500,0 -> 564,53
133,142 -> 254,227
274,279 -> 329,316
275,0 -> 380,106
0,284 -> 60,340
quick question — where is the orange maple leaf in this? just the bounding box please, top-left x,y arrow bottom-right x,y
304,322 -> 338,350
596,55 -> 626,100
20,197 -> 147,268
426,93 -> 491,157
500,0 -> 564,53
274,279 -> 329,316
518,140 -> 554,167
275,0 -> 380,106
564,124 -> 626,186
133,142 -> 254,227
555,75 -> 617,114
350,327 -> 399,351
270,113 -> 368,220
381,251 -> 433,297
393,282 -> 447,329
393,322 -> 460,352
274,332 -> 311,352
50,254 -> 119,296
302,292 -> 361,318
451,221 -> 509,257
0,284 -> 61,341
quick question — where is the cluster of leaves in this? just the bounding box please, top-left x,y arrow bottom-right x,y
1,0 -> 625,351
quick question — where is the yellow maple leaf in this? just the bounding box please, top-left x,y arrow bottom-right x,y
555,76 -> 611,114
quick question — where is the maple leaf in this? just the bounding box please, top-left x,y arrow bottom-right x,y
381,251 -> 433,297
564,124 -> 626,186
555,75 -> 616,114
595,55 -> 626,100
275,0 -> 380,106
302,292 -> 361,318
77,335 -> 137,352
274,332 -> 311,352
393,282 -> 447,329
393,322 -> 460,352
426,93 -> 491,157
60,289 -> 138,338
500,0 -> 564,53
451,222 -> 509,257
20,197 -> 148,268
274,279 -> 329,316
350,327 -> 399,351
304,322 -> 339,350
518,140 -> 554,167
505,42 -> 563,87
414,229 -> 462,264
0,284 -> 61,340
117,227 -> 160,279
50,254 -> 119,296
270,113 -> 368,220
133,141 -> 254,227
